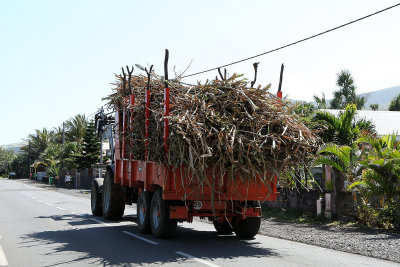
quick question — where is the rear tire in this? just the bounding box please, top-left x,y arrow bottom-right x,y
102,170 -> 126,220
91,181 -> 103,216
150,190 -> 177,238
213,220 -> 233,234
137,191 -> 152,234
233,217 -> 261,238
233,201 -> 261,238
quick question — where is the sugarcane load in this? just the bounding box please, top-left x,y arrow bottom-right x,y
92,49 -> 319,239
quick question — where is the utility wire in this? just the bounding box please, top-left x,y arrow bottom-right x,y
181,3 -> 400,79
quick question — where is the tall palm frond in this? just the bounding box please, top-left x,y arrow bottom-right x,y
313,93 -> 327,109
65,114 -> 87,144
314,144 -> 352,173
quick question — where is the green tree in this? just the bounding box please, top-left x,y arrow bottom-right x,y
314,104 -> 376,146
57,142 -> 81,169
0,148 -> 14,176
313,93 -> 327,109
74,121 -> 100,170
330,70 -> 366,110
314,142 -> 362,217
350,134 -> 400,228
313,104 -> 375,218
10,153 -> 30,178
314,144 -> 359,182
369,104 -> 379,111
65,114 -> 87,144
22,128 -> 52,160
51,126 -> 64,144
388,94 -> 400,111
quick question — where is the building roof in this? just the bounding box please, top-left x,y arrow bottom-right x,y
321,109 -> 400,137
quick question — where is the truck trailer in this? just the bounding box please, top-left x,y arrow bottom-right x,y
90,50 -> 280,238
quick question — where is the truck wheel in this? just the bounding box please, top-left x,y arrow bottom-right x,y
137,191 -> 152,234
91,181 -> 103,216
102,170 -> 125,220
150,190 -> 177,238
213,220 -> 233,234
233,217 -> 261,238
234,201 -> 261,238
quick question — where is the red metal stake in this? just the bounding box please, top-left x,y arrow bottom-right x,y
163,49 -> 170,157
145,89 -> 150,161
164,87 -> 170,154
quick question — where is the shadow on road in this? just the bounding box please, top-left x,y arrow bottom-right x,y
20,214 -> 279,266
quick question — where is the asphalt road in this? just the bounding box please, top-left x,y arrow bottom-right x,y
0,179 -> 398,267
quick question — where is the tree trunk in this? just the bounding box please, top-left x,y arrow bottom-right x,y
332,168 -> 342,218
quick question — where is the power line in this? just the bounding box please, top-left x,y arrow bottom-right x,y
181,3 -> 400,79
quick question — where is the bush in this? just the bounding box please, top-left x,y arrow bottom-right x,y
355,197 -> 400,230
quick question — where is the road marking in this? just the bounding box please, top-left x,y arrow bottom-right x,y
70,211 -> 78,214
31,197 -> 36,200
176,251 -> 219,267
45,203 -> 53,206
0,245 -> 9,266
89,218 -> 112,227
122,231 -> 159,245
56,207 -> 66,211
38,200 -> 44,203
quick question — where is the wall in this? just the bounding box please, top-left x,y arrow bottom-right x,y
262,188 -> 321,214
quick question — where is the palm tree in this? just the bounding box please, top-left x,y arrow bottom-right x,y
315,142 -> 363,184
389,94 -> 400,111
349,134 -> 400,228
65,114 -> 87,144
314,143 -> 362,217
23,128 -> 52,160
369,104 -> 379,111
313,104 -> 376,217
51,126 -> 64,144
313,93 -> 327,109
314,104 -> 376,146
330,70 -> 367,110
353,133 -> 400,202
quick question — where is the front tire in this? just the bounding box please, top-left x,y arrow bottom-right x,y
102,170 -> 126,220
91,181 -> 103,216
150,190 -> 177,238
137,191 -> 152,234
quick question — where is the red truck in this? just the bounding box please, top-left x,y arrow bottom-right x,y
91,51 -> 279,238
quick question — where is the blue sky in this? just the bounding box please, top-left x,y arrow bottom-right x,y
1,0 -> 399,145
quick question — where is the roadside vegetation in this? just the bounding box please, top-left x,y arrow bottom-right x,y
277,70 -> 400,230
8,114 -> 100,180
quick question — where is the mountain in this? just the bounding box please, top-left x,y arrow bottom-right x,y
1,141 -> 27,154
308,85 -> 400,110
360,85 -> 400,110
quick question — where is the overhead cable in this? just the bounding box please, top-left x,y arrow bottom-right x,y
181,3 -> 400,78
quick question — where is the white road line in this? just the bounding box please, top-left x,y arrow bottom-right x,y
122,231 -> 159,245
56,207 -> 66,211
176,251 -> 219,267
38,200 -> 44,203
31,197 -> 36,200
45,203 -> 53,206
70,211 -> 78,214
0,245 -> 9,266
89,218 -> 112,227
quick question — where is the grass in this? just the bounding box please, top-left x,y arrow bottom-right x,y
261,207 -> 359,227
262,207 -> 325,224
